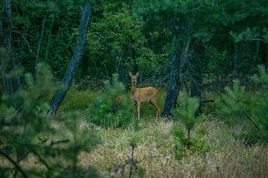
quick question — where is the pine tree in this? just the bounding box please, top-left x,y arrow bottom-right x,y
87,73 -> 133,128
216,66 -> 268,144
172,92 -> 205,149
0,63 -> 101,177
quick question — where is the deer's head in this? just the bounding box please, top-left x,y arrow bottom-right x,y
129,72 -> 140,85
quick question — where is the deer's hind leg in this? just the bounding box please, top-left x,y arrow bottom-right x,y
150,99 -> 160,119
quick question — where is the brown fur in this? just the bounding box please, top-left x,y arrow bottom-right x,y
129,72 -> 161,120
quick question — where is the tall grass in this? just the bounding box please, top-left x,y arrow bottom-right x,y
80,117 -> 268,177
58,89 -> 268,177
2,88 -> 268,177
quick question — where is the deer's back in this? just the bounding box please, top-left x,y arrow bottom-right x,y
131,86 -> 158,102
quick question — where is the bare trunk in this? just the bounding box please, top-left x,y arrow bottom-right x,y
264,43 -> 268,70
190,45 -> 203,99
2,0 -> 21,96
161,53 -> 180,117
34,15 -> 47,81
48,4 -> 92,115
45,17 -> 54,62
162,39 -> 190,117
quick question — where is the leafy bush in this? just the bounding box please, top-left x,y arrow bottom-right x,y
216,65 -> 268,144
87,73 -> 133,128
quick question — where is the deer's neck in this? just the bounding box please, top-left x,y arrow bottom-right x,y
131,83 -> 138,95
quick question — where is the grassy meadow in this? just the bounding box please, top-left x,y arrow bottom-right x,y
61,89 -> 268,177
1,88 -> 268,177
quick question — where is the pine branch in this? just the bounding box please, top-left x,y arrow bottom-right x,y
0,150 -> 28,178
244,113 -> 268,141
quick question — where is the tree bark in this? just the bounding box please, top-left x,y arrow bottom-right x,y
161,39 -> 190,117
48,4 -> 92,115
34,15 -> 47,82
2,0 -> 21,95
190,46 -> 203,99
265,43 -> 268,71
161,52 -> 181,117
44,17 -> 54,62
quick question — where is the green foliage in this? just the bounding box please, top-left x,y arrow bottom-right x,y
171,92 -> 207,160
171,127 -> 210,160
216,80 -> 249,123
58,89 -> 96,112
250,66 -> 268,140
252,65 -> 268,89
216,66 -> 268,144
172,92 -> 205,132
0,63 -> 101,177
87,73 -> 133,128
86,3 -> 146,78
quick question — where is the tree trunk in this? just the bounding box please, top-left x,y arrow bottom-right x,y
34,15 -> 47,82
48,4 -> 92,115
45,17 -> 54,62
190,46 -> 203,99
162,39 -> 190,117
2,0 -> 21,95
265,43 -> 268,71
161,52 -> 181,117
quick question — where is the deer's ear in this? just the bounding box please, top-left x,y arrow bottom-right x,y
136,71 -> 140,77
129,72 -> 132,77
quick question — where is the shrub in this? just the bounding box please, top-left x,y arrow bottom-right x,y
0,63 -> 101,177
216,65 -> 268,145
171,92 -> 207,160
87,73 -> 133,128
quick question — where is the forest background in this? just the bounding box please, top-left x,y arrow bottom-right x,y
1,0 -> 268,177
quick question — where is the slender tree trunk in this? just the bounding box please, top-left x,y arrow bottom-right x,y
190,46 -> 203,99
2,0 -> 21,95
48,4 -> 92,115
265,43 -> 268,71
34,15 -> 47,81
187,129 -> 191,149
45,17 -> 54,62
189,46 -> 203,114
231,42 -> 238,75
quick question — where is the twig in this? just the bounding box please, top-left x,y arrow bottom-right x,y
244,113 -> 268,141
50,139 -> 70,146
0,150 -> 28,178
31,150 -> 50,170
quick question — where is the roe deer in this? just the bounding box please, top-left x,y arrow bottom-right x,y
129,72 -> 160,120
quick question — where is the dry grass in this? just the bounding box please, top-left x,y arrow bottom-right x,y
1,116 -> 268,177
78,117 -> 268,177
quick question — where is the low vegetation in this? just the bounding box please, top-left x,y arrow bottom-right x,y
1,66 -> 268,177
83,117 -> 268,177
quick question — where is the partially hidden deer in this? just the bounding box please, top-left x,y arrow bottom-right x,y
129,72 -> 160,120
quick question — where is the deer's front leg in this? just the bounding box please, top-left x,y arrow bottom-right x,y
133,101 -> 137,119
137,101 -> 141,120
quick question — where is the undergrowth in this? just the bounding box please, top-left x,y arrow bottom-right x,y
2,66 -> 268,177
80,117 -> 268,177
